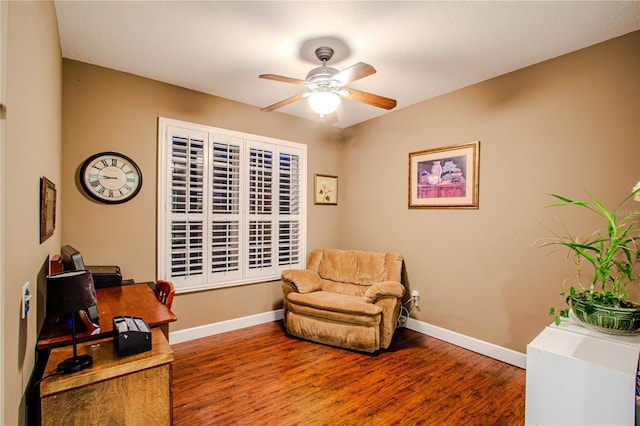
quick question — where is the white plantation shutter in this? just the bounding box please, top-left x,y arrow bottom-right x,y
167,129 -> 207,287
158,118 -> 306,292
246,143 -> 274,276
278,152 -> 301,266
210,135 -> 242,280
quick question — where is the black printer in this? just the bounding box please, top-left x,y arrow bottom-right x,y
87,265 -> 122,289
60,245 -> 122,288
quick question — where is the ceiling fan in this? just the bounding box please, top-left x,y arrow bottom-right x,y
259,46 -> 397,116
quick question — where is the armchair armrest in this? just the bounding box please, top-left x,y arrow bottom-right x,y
281,269 -> 322,293
363,281 -> 405,303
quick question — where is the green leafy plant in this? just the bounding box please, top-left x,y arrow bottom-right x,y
544,184 -> 640,325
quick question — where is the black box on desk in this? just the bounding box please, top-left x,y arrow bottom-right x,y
88,265 -> 122,288
113,316 -> 152,357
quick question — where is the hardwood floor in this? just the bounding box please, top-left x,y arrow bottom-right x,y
171,321 -> 525,425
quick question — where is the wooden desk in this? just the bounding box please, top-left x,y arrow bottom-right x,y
40,328 -> 174,426
37,283 -> 177,350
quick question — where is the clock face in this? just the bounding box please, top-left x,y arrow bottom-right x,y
80,152 -> 143,204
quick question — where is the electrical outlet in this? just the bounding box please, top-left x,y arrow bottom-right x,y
411,290 -> 420,308
22,281 -> 31,319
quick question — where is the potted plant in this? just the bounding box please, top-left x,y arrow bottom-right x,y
544,183 -> 640,334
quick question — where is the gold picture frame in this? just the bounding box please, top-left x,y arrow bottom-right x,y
314,174 -> 338,205
408,141 -> 480,209
40,177 -> 57,243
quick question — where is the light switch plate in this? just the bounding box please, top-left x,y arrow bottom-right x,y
22,281 -> 30,319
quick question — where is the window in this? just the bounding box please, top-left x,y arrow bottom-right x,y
158,118 -> 306,293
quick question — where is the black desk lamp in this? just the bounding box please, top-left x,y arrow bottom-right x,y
46,270 -> 97,374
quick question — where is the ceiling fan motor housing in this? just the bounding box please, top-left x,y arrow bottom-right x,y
306,66 -> 339,87
306,46 -> 341,90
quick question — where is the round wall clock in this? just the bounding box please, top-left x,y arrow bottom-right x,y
80,152 -> 143,204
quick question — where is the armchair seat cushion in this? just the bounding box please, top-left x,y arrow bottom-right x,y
288,291 -> 382,316
287,291 -> 382,326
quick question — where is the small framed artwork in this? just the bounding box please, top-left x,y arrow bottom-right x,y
40,177 -> 57,243
314,174 -> 338,205
408,141 -> 480,209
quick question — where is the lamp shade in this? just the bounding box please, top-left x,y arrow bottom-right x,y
307,91 -> 340,115
46,270 -> 97,315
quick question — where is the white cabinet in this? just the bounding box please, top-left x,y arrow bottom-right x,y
526,318 -> 640,426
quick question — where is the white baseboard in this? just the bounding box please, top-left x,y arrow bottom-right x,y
405,318 -> 526,369
169,309 -> 284,345
168,311 -> 526,369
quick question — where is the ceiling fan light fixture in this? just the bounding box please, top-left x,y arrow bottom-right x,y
260,43 -> 396,116
308,91 -> 340,116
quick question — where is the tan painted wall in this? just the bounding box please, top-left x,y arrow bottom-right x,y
340,31 -> 640,352
3,1 -> 62,424
61,60 -> 343,331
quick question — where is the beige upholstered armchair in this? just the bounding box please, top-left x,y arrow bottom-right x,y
281,248 -> 405,352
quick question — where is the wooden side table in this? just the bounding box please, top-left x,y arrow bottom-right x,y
39,328 -> 174,426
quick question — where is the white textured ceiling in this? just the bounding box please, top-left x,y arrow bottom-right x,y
54,1 -> 640,128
